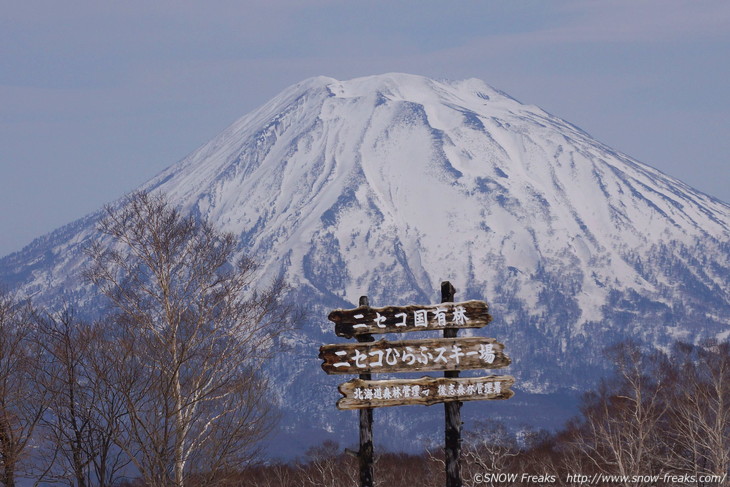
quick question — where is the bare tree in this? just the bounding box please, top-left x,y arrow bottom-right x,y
461,420 -> 520,487
297,440 -> 357,487
35,308 -> 93,487
85,322 -> 134,487
35,309 -> 130,487
663,341 -> 730,482
0,290 -> 50,487
566,342 -> 668,487
85,191 -> 293,487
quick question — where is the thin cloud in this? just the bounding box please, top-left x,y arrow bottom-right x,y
542,0 -> 730,44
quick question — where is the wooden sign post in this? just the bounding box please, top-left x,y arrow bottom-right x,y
319,281 -> 514,487
442,282 -> 461,487
356,296 -> 374,487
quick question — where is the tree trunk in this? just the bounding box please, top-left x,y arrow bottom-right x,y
174,369 -> 185,487
0,417 -> 16,487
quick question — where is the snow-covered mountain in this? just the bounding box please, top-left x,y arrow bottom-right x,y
2,73 -> 729,454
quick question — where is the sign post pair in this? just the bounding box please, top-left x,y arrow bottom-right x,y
319,281 -> 514,487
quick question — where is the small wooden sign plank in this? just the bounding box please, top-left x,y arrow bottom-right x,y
319,337 -> 510,375
328,300 -> 492,339
337,375 -> 515,410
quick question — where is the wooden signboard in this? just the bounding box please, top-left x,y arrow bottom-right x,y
319,337 -> 510,375
328,300 -> 491,338
337,375 -> 515,410
321,282 -> 514,487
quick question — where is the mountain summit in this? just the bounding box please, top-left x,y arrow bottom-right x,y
145,73 -> 728,341
2,73 -> 729,449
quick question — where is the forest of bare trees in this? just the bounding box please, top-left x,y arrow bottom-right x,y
0,192 -> 295,487
0,191 -> 727,486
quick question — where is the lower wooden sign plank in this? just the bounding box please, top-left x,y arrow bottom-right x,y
319,337 -> 510,375
337,375 -> 515,410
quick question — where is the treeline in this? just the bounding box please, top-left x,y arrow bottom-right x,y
0,192 -> 295,487
229,340 -> 728,487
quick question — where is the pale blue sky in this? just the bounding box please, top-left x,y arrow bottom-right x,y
2,0 -> 729,256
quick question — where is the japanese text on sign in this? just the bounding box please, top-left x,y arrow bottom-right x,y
351,379 -> 501,401
319,337 -> 510,375
336,375 -> 515,410
328,300 -> 492,338
332,343 -> 496,369
363,304 -> 469,330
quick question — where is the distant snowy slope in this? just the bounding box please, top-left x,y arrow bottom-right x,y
2,73 -> 729,452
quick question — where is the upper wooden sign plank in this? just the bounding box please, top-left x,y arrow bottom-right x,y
328,300 -> 492,338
